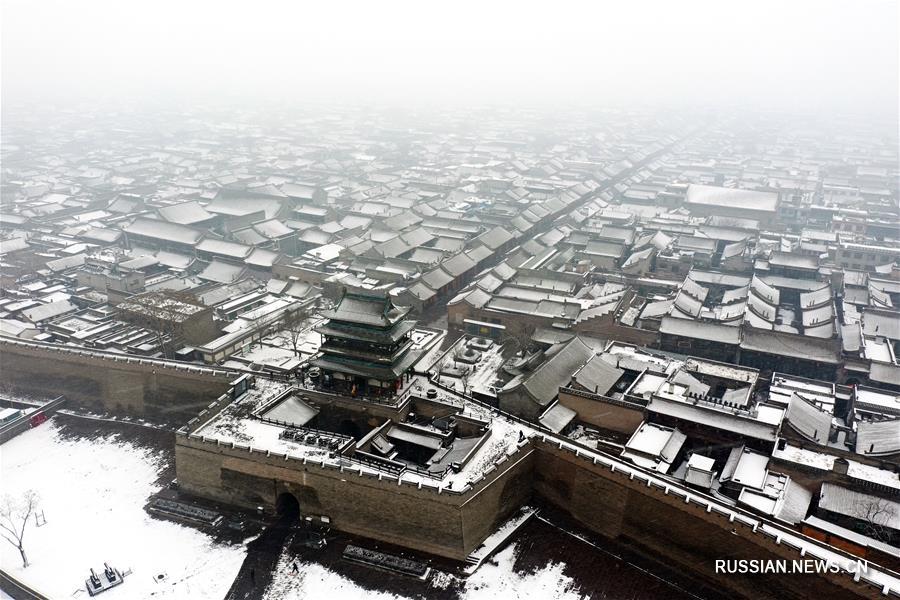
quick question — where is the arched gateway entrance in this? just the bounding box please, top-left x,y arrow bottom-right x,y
276,492 -> 300,519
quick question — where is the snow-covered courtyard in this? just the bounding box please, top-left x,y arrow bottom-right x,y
0,419 -> 246,599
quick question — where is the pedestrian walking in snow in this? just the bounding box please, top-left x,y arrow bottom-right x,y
292,562 -> 299,575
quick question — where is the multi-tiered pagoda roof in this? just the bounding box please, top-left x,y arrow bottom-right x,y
312,290 -> 419,390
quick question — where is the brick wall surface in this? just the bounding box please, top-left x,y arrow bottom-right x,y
0,341 -> 233,419
175,431 -> 893,598
175,435 -> 535,560
558,389 -> 645,435
534,440 -> 891,600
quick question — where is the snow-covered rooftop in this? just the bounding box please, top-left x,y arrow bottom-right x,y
190,376 -> 536,491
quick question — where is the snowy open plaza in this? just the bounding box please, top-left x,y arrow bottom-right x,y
0,418 -> 246,599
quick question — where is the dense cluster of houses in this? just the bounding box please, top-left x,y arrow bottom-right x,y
434,329 -> 900,564
445,120 -> 899,391
0,106 -> 686,368
1,105 -> 898,569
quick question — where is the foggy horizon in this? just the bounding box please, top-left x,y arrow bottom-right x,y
3,0 -> 898,120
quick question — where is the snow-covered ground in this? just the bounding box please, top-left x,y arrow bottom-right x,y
262,551 -> 408,600
435,337 -> 505,398
261,541 -> 586,600
0,420 -> 246,599
223,341 -> 303,371
464,506 -> 536,571
464,543 -> 586,600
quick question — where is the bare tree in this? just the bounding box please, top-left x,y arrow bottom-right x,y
459,367 -> 471,395
118,290 -> 205,358
500,324 -> 536,357
861,496 -> 897,543
0,490 -> 40,568
278,305 -> 311,358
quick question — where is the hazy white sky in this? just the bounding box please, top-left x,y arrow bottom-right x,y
2,0 -> 898,115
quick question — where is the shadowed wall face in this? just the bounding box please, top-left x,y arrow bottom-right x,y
0,343 -> 232,420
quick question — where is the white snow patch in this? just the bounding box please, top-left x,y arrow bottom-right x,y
464,543 -> 586,600
429,570 -> 457,590
465,506 -> 535,571
262,541 -> 584,600
262,552 -> 404,600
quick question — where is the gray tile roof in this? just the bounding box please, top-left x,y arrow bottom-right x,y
519,337 -> 595,406
573,355 -> 625,396
856,419 -> 900,456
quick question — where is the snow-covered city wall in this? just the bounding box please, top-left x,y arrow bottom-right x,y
174,430 -> 536,560
0,338 -> 236,418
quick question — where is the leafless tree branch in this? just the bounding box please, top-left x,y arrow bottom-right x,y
0,490 -> 39,568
